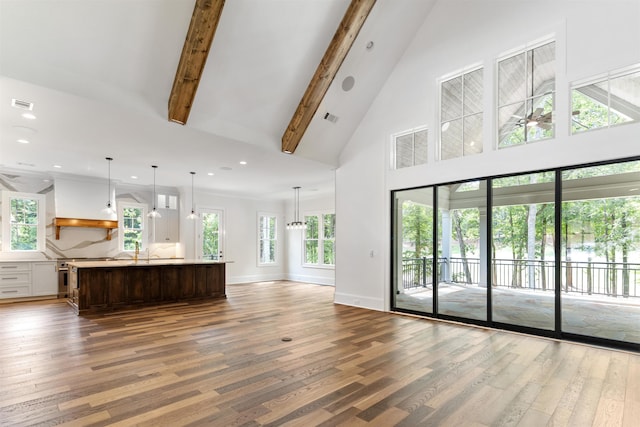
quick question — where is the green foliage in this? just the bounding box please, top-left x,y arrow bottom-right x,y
122,207 -> 143,251
10,197 -> 39,250
202,212 -> 220,259
402,201 -> 433,259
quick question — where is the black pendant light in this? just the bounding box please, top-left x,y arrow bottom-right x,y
187,171 -> 198,219
286,186 -> 307,230
148,165 -> 161,218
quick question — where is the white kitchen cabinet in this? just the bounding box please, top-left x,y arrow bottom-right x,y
32,262 -> 58,296
153,207 -> 180,243
0,262 -> 32,299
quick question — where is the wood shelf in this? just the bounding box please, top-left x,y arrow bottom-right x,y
54,217 -> 118,241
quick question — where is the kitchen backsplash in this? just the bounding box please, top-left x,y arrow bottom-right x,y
0,171 -> 178,260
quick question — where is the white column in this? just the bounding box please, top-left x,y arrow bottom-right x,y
441,210 -> 451,283
479,207 -> 488,288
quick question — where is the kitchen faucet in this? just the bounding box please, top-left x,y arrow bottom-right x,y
134,242 -> 139,263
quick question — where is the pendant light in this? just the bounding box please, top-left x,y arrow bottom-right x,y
286,186 -> 306,230
148,165 -> 161,218
102,157 -> 115,214
187,171 -> 198,219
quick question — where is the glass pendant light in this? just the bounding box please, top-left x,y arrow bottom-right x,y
148,165 -> 161,218
187,171 -> 198,219
286,186 -> 307,230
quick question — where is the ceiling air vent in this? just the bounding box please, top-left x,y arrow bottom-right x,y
324,112 -> 339,123
11,99 -> 34,111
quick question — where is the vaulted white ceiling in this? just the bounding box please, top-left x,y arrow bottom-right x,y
0,0 -> 435,199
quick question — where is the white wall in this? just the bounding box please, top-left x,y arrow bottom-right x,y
335,0 -> 640,311
286,193 -> 336,285
180,190 -> 287,284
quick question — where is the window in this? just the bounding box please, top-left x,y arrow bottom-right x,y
157,194 -> 178,209
304,213 -> 335,267
258,213 -> 277,265
1,191 -> 46,252
497,40 -> 555,148
393,127 -> 428,169
571,64 -> 640,134
119,202 -> 147,251
440,67 -> 483,160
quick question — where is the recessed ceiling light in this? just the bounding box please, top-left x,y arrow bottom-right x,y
53,164 -> 62,168
22,113 -> 36,120
220,166 -> 232,171
207,172 -> 214,176
17,139 -> 30,144
131,175 -> 138,179
239,161 -> 247,165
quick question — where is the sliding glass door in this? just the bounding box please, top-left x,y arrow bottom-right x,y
391,157 -> 640,349
437,180 -> 487,321
561,161 -> 640,344
392,188 -> 434,314
491,172 -> 555,330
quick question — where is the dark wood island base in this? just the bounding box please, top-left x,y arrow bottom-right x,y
67,260 -> 226,314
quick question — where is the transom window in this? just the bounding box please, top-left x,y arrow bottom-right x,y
571,64 -> 640,134
497,40 -> 556,148
1,192 -> 46,252
393,127 -> 428,169
304,213 -> 335,267
258,213 -> 277,265
440,67 -> 483,160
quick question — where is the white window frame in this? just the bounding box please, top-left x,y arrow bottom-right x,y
496,38 -> 556,148
257,212 -> 278,266
570,63 -> 640,135
303,211 -> 335,269
1,191 -> 46,252
392,126 -> 429,169
118,202 -> 148,252
438,64 -> 484,160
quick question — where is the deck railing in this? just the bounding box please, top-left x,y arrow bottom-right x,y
401,257 -> 640,298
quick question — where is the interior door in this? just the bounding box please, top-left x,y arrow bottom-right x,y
197,208 -> 224,261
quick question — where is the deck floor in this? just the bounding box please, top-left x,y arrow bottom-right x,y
396,283 -> 640,344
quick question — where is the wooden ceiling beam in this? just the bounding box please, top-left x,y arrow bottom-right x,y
281,0 -> 376,154
168,0 -> 225,125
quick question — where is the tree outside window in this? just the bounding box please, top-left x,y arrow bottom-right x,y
497,41 -> 555,148
571,66 -> 639,134
119,203 -> 146,251
304,213 -> 335,266
10,197 -> 39,250
1,192 -> 46,252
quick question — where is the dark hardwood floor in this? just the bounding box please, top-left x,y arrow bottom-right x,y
1,281 -> 639,426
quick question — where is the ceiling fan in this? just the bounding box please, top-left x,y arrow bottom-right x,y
513,107 -> 553,130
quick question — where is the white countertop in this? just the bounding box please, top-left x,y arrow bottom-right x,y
67,259 -> 228,268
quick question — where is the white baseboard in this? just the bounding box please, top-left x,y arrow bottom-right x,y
333,292 -> 384,311
286,273 -> 335,286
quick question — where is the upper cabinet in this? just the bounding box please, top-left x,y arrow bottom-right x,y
153,193 -> 179,243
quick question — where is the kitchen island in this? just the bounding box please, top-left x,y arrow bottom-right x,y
67,259 -> 226,314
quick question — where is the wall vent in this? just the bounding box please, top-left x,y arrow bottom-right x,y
11,99 -> 34,111
324,112 -> 339,123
